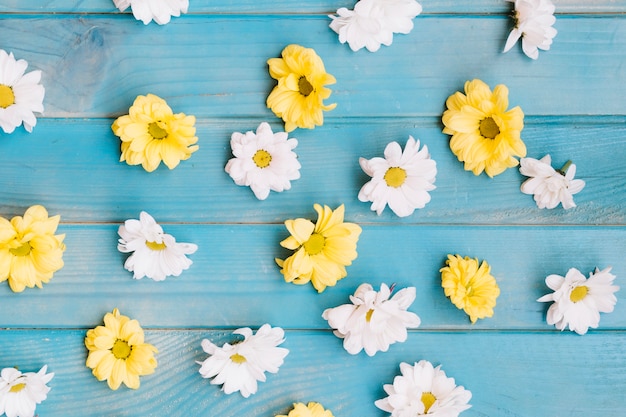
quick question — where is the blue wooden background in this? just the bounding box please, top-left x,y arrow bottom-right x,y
1,1 -> 625,416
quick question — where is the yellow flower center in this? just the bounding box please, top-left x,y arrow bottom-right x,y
148,121 -> 168,139
570,285 -> 589,303
9,383 -> 26,393
145,240 -> 167,251
0,84 -> 15,108
112,339 -> 132,359
479,117 -> 500,139
253,149 -> 272,168
298,76 -> 314,97
365,309 -> 374,322
303,233 -> 325,256
9,242 -> 32,257
230,353 -> 247,364
421,392 -> 436,413
384,167 -> 407,188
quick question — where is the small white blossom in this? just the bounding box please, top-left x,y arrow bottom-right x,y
197,324 -> 289,398
359,136 -> 436,217
503,0 -> 557,60
519,155 -> 585,209
538,267 -> 619,335
225,122 -> 301,200
113,0 -> 189,25
322,283 -> 421,356
118,211 -> 198,281
0,365 -> 54,417
375,360 -> 472,416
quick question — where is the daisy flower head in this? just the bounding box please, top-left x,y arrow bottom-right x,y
520,155 -> 585,209
358,136 -> 437,217
225,122 -> 301,200
442,79 -> 526,177
197,324 -> 289,398
117,211 -> 198,281
375,360 -> 472,416
537,267 -> 619,335
503,0 -> 557,60
275,204 -> 362,293
266,44 -> 337,132
0,205 -> 65,293
0,365 -> 54,417
276,402 -> 334,417
85,308 -> 158,390
440,254 -> 500,323
322,283 -> 421,356
113,0 -> 189,25
112,94 -> 198,172
0,49 -> 44,134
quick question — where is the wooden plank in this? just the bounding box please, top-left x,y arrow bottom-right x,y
0,16 -> 624,118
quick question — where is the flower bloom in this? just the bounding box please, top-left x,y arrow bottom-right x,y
112,0 -> 189,25
0,205 -> 65,293
329,0 -> 422,52
198,324 -> 289,398
440,254 -> 500,323
322,283 -> 421,356
276,204 -> 362,293
503,0 -> 557,60
375,360 -> 472,416
118,211 -> 198,281
442,79 -> 526,177
537,267 -> 619,335
85,308 -> 158,390
519,155 -> 585,209
0,49 -> 45,134
225,122 -> 301,200
266,44 -> 336,132
358,136 -> 437,217
0,365 -> 54,417
112,94 -> 198,172
276,402 -> 334,417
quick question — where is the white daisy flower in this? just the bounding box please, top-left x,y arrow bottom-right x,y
376,0 -> 423,35
197,324 -> 289,398
117,211 -> 198,281
0,365 -> 54,417
358,136 -> 437,217
376,360 -> 471,416
537,267 -> 619,335
225,122 -> 301,200
519,155 -> 585,209
322,283 -> 421,356
113,0 -> 189,25
0,49 -> 44,134
503,0 -> 557,60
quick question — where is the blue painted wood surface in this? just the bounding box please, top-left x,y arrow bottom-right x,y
1,2 -> 625,416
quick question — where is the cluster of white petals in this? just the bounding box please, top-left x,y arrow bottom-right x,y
538,267 -> 619,335
118,211 -> 198,281
519,155 -> 585,209
330,0 -> 422,52
323,283 -> 421,356
197,324 -> 289,398
113,0 -> 189,25
0,366 -> 54,417
503,0 -> 557,59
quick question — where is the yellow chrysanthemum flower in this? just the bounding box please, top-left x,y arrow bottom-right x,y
112,94 -> 199,172
266,44 -> 337,132
276,204 -> 361,293
85,308 -> 158,390
440,254 -> 500,323
0,205 -> 65,293
276,402 -> 335,417
442,79 -> 526,177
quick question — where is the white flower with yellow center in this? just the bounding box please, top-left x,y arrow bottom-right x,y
323,283 -> 421,356
0,49 -> 44,134
503,0 -> 557,60
225,122 -> 301,200
113,0 -> 189,25
537,267 -> 619,335
0,365 -> 54,417
520,155 -> 585,209
197,324 -> 289,398
375,360 -> 472,417
117,211 -> 197,281
358,136 -> 437,217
